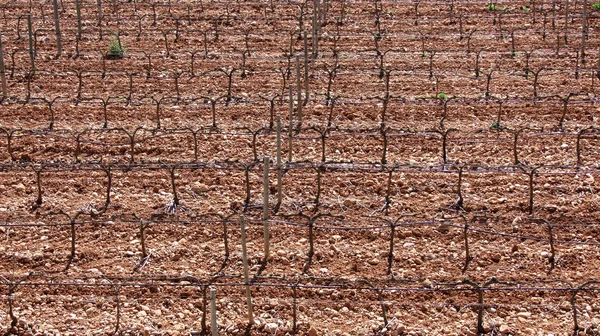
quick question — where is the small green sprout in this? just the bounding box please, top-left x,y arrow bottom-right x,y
488,3 -> 497,11
522,6 -> 530,13
106,34 -> 125,59
593,3 -> 600,10
437,93 -> 448,100
490,121 -> 501,129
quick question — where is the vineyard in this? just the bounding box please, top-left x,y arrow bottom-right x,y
0,0 -> 600,335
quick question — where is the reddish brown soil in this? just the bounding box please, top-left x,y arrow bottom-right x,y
0,1 -> 600,336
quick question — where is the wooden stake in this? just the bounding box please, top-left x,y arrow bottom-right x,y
581,0 -> 588,64
295,56 -> 302,127
0,32 -> 7,99
52,0 -> 62,57
210,287 -> 218,336
75,0 -> 82,54
303,30 -> 310,106
240,215 -> 254,325
312,1 -> 318,59
27,14 -> 35,75
276,117 -> 283,209
263,156 -> 270,262
288,84 -> 293,162
97,0 -> 103,40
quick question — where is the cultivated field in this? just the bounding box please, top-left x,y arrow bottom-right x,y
0,0 -> 600,335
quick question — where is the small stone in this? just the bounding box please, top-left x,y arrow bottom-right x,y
423,279 -> 433,288
276,249 -> 286,256
137,310 -> 147,317
560,301 -> 571,311
490,253 -> 501,263
517,311 -> 531,318
368,258 -> 379,265
153,309 -> 162,316
125,251 -> 135,257
499,325 -> 510,334
15,183 -> 26,192
308,326 -> 318,336
171,254 -> 182,261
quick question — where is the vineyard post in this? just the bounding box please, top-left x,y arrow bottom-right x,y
240,215 -> 254,325
97,0 -> 103,40
303,30 -> 310,104
295,56 -> 303,129
575,50 -> 580,79
312,0 -> 318,58
563,0 -> 569,44
27,14 -> 35,75
597,43 -> 600,81
276,117 -> 283,211
474,49 -> 481,78
75,0 -> 82,57
52,0 -> 62,58
210,287 -> 218,336
0,32 -> 7,99
459,14 -> 463,40
551,0 -> 557,29
263,156 -> 270,262
68,215 -> 77,267
543,12 -> 548,40
581,0 -> 588,64
292,283 -> 298,333
288,84 -> 294,162
414,0 -> 420,25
